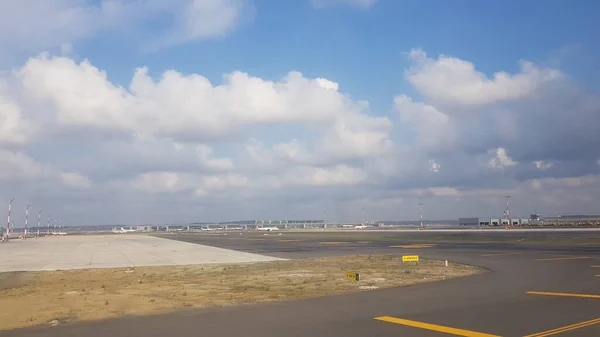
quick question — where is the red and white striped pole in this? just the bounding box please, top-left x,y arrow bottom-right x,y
505,196 -> 511,230
419,203 -> 424,230
6,198 -> 15,241
24,205 -> 31,238
37,209 -> 42,237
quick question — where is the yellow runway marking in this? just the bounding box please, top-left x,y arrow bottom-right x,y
278,239 -> 305,242
481,252 -> 523,257
374,316 -> 501,337
591,265 -> 600,268
523,317 -> 600,337
389,244 -> 436,249
526,291 -> 600,299
357,241 -> 372,244
320,241 -> 347,245
536,256 -> 591,261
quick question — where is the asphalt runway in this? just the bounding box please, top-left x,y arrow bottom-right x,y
4,230 -> 600,337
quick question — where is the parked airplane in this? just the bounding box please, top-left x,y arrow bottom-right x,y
112,227 -> 136,234
354,225 -> 368,230
256,226 -> 279,231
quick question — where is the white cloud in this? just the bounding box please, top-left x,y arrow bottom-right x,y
428,160 -> 440,173
534,160 -> 552,170
152,0 -> 248,49
394,94 -> 455,151
1,46 -> 600,223
0,0 -> 247,53
130,172 -> 184,194
20,57 -> 373,140
405,48 -> 562,106
0,150 -> 47,180
315,78 -> 339,91
0,97 -> 33,144
196,145 -> 234,171
284,165 -> 367,187
61,172 -> 91,189
488,148 -> 518,169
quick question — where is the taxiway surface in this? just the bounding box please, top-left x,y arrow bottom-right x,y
4,230 -> 600,337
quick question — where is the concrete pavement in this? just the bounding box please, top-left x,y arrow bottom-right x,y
0,235 -> 282,272
3,231 -> 600,337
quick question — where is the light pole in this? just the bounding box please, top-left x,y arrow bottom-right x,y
37,209 -> 42,237
24,205 -> 31,238
6,198 -> 15,241
505,196 -> 511,230
361,208 -> 366,226
47,214 -> 51,236
419,203 -> 424,230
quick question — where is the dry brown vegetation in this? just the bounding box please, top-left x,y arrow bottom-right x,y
0,255 -> 484,331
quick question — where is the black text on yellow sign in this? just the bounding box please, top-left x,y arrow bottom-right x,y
402,255 -> 419,262
345,272 -> 360,281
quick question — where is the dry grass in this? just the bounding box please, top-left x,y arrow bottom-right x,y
0,255 -> 484,331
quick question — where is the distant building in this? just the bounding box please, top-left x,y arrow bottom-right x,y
458,218 -> 480,226
458,215 -> 600,227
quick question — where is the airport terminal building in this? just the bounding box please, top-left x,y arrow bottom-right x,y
459,214 -> 600,227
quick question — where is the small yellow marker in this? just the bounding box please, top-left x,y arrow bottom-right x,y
402,255 -> 419,262
345,272 -> 360,281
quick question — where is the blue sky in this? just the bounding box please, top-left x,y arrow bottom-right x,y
1,0 -> 600,225
72,0 -> 600,103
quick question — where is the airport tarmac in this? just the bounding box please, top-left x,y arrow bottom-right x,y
3,230 -> 600,337
0,235 -> 282,272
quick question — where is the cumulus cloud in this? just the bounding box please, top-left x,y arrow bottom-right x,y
405,48 -> 562,106
1,46 -> 600,223
488,148 -> 518,169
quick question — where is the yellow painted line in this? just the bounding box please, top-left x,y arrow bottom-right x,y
320,241 -> 347,245
374,316 -> 501,337
536,256 -> 591,261
526,291 -> 600,299
481,252 -> 523,257
279,239 -> 305,242
247,238 -> 266,241
357,241 -> 371,244
591,265 -> 600,268
523,317 -> 600,337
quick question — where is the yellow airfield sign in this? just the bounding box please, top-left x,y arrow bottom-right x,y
402,255 -> 419,262
345,272 -> 360,281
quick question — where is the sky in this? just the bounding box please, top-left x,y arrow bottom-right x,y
1,0 -> 600,226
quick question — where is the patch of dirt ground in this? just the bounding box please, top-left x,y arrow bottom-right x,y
0,255 -> 485,330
